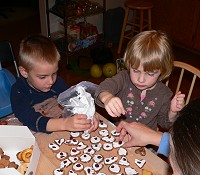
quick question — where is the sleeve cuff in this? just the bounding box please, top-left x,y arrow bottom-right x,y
157,132 -> 170,157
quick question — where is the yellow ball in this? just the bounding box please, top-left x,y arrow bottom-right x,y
90,64 -> 102,78
103,63 -> 117,77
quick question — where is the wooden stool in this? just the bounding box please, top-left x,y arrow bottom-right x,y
117,0 -> 154,54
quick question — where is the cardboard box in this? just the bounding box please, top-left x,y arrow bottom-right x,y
0,125 -> 40,175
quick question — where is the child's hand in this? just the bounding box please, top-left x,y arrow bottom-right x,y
104,96 -> 126,117
64,114 -> 92,131
171,91 -> 185,113
88,113 -> 99,133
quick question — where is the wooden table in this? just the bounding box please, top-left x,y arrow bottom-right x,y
35,115 -> 171,175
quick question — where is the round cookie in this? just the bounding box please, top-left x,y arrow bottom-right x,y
56,151 -> 68,160
73,163 -> 84,172
118,147 -> 127,156
93,162 -> 103,172
99,120 -> 108,128
103,143 -> 113,151
83,146 -> 95,155
91,143 -> 102,151
80,153 -> 92,163
111,129 -> 120,137
109,163 -> 120,174
90,136 -> 101,144
113,141 -> 124,148
81,133 -> 91,140
70,132 -> 80,138
99,129 -> 109,137
93,154 -> 104,163
53,168 -> 64,175
70,148 -> 80,156
77,142 -> 87,150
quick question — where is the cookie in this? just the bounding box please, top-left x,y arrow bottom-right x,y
135,159 -> 146,169
93,154 -> 104,163
77,141 -> 87,150
73,163 -> 84,172
119,156 -> 130,166
81,133 -> 91,140
102,135 -> 115,143
108,163 -> 120,174
83,146 -> 95,155
48,143 -> 60,153
93,162 -> 103,172
70,148 -> 80,156
118,147 -> 127,156
99,129 -> 109,137
68,170 -> 78,175
56,152 -> 68,161
53,168 -> 64,175
124,167 -> 138,175
99,120 -> 108,128
90,136 -> 101,144
84,166 -> 95,175
135,147 -> 146,156
54,138 -> 65,146
68,156 -> 79,163
91,143 -> 102,151
60,159 -> 71,169
111,129 -> 120,137
113,141 -> 124,148
80,153 -> 92,163
103,143 -> 113,151
104,156 -> 118,165
70,132 -> 80,138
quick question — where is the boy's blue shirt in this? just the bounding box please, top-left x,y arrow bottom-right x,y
157,132 -> 170,157
10,76 -> 69,133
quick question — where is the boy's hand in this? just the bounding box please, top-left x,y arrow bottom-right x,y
88,113 -> 99,133
104,96 -> 126,117
170,91 -> 185,113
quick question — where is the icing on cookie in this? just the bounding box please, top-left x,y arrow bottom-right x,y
70,132 -> 80,138
56,151 -> 68,160
64,139 -> 71,145
54,138 -> 65,146
124,167 -> 138,175
68,156 -> 79,163
90,136 -> 101,144
109,163 -> 120,173
118,147 -> 127,156
84,166 -> 95,175
135,159 -> 146,168
81,133 -> 91,140
93,154 -> 103,163
60,159 -> 71,168
70,148 -> 80,156
70,138 -> 79,145
113,141 -> 124,148
104,156 -> 118,165
99,129 -> 109,137
53,168 -> 64,175
48,143 -> 60,152
93,162 -> 103,172
68,170 -> 78,175
91,143 -> 102,151
99,120 -> 108,128
111,129 -> 120,137
96,173 -> 106,175
119,156 -> 130,166
73,163 -> 84,171
80,153 -> 92,162
103,143 -> 113,151
102,135 -> 115,143
77,141 -> 87,150
84,146 -> 95,155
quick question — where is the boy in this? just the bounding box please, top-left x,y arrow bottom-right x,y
11,34 -> 99,133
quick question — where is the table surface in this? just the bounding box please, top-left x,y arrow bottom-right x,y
35,114 -> 171,175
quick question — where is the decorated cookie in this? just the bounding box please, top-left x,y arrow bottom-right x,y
111,129 -> 120,137
70,132 -> 80,138
99,129 -> 109,137
96,173 -> 106,175
90,136 -> 101,144
84,166 -> 95,175
109,163 -> 120,174
102,135 -> 115,143
56,151 -> 68,160
118,147 -> 127,156
53,168 -> 64,175
119,156 -> 130,166
54,138 -> 65,146
73,163 -> 84,172
81,133 -> 91,140
69,138 -> 79,145
93,154 -> 104,163
91,143 -> 102,151
70,148 -> 80,156
68,156 -> 79,163
60,159 -> 71,169
103,143 -> 113,151
84,146 -> 95,155
68,170 -> 78,175
80,153 -> 92,163
104,156 -> 118,165
93,162 -> 103,172
113,141 -> 124,148
125,167 -> 138,175
64,139 -> 71,145
99,120 -> 108,128
77,141 -> 87,150
135,159 -> 146,169
48,143 -> 60,153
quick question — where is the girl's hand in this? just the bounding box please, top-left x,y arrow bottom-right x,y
88,113 -> 99,133
170,91 -> 185,113
104,96 -> 126,117
64,114 -> 92,131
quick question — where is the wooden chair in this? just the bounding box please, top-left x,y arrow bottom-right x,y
165,61 -> 200,105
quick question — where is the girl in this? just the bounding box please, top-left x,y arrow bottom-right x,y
95,30 -> 185,130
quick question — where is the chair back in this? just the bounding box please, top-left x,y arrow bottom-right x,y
165,61 -> 200,105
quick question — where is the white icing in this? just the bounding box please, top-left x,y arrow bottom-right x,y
118,147 -> 127,156
104,156 -> 118,165
54,138 -> 65,146
124,167 -> 138,175
53,168 -> 64,175
84,166 -> 95,175
56,151 -> 67,160
81,133 -> 91,140
119,156 -> 130,166
111,129 -> 120,136
73,163 -> 84,171
99,120 -> 108,128
70,148 -> 80,156
103,143 -> 113,151
91,143 -> 102,151
109,163 -> 120,173
92,162 -> 103,171
70,132 -> 80,138
77,141 -> 87,150
70,138 -> 79,145
80,153 -> 92,162
49,143 -> 60,151
84,146 -> 95,155
99,129 -> 109,137
90,136 -> 101,144
68,156 -> 79,163
93,154 -> 103,163
135,159 -> 146,169
68,170 -> 78,175
60,159 -> 71,168
113,141 -> 124,148
102,135 -> 115,143
96,173 -> 106,175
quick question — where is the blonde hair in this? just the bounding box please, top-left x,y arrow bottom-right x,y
124,30 -> 174,80
19,34 -> 60,70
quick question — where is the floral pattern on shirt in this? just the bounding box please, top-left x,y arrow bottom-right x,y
126,87 -> 157,121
